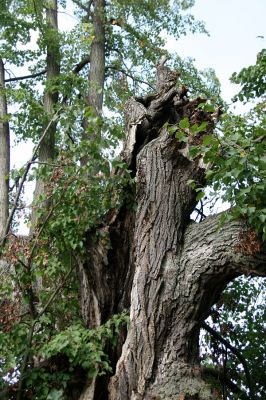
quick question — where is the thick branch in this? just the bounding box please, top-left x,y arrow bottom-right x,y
72,55 -> 90,74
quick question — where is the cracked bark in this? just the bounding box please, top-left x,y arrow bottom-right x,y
76,67 -> 266,400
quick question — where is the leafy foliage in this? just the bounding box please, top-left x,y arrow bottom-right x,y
231,49 -> 266,101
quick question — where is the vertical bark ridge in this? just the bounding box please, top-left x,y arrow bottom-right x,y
109,129 -> 207,399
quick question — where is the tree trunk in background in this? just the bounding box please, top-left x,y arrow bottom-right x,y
87,0 -> 105,114
0,58 -> 10,239
31,0 -> 60,229
82,0 -> 105,153
76,67 -> 266,400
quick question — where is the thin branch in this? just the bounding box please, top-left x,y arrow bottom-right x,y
202,367 -> 250,400
202,321 -> 255,399
5,70 -> 47,83
107,65 -> 155,90
31,161 -> 67,167
4,54 -> 90,84
38,262 -> 74,318
0,108 -> 62,248
16,322 -> 35,400
16,260 -> 74,400
28,199 -> 61,263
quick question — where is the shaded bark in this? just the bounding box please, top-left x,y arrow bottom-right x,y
0,58 -> 10,239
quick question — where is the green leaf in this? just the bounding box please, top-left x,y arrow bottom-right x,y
196,191 -> 205,201
179,117 -> 190,129
202,135 -> 213,146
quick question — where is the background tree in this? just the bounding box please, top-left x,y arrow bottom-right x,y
0,58 -> 10,238
30,0 -> 61,229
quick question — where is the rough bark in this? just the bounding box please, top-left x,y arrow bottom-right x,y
77,67 -> 266,400
0,58 -> 10,239
31,0 -> 60,229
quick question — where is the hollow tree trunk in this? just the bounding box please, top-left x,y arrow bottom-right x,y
77,66 -> 266,400
0,58 -> 10,239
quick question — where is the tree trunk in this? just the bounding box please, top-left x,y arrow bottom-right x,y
31,0 -> 60,229
76,67 -> 266,400
0,58 -> 10,239
81,0 -> 105,155
87,0 -> 105,114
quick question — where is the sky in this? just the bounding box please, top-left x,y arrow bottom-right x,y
175,0 -> 266,103
10,0 -> 266,232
